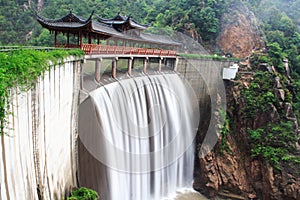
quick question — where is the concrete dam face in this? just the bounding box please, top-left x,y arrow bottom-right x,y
0,58 -> 81,199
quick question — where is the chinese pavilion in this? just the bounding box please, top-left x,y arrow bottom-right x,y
36,10 -> 180,54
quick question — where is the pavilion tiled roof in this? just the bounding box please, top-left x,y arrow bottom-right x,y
97,13 -> 151,30
36,10 -> 93,31
36,10 -> 181,46
91,21 -> 123,37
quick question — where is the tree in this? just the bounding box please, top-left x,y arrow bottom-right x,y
267,42 -> 286,71
196,6 -> 219,41
266,30 -> 286,49
278,14 -> 297,37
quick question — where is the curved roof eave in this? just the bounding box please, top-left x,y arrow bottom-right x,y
36,10 -> 94,24
128,18 -> 151,29
36,17 -> 92,32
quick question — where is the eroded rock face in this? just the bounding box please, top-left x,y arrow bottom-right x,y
216,2 -> 265,58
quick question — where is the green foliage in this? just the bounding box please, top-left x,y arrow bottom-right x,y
249,53 -> 271,67
251,1 -> 300,75
220,115 -> 231,153
194,6 -> 219,41
68,187 -> 99,200
243,52 -> 300,169
241,71 -> 278,118
266,43 -> 286,72
248,122 -> 298,169
291,73 -> 300,124
0,48 -> 83,134
0,0 -> 35,44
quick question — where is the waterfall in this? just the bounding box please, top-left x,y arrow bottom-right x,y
78,73 -> 199,200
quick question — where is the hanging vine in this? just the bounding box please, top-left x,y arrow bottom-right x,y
0,48 -> 83,135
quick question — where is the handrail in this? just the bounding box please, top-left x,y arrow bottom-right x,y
81,44 -> 177,56
0,46 -> 76,52
0,45 -> 177,56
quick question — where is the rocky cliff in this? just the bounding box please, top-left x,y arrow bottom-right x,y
194,57 -> 300,199
216,2 -> 265,58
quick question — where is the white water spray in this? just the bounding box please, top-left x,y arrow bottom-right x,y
78,74 -> 199,200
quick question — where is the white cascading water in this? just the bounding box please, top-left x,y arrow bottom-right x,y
79,74 -> 199,200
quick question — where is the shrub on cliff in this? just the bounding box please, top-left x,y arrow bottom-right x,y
68,187 -> 99,200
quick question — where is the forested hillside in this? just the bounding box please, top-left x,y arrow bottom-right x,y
0,0 -> 299,63
0,0 -> 300,81
0,0 -> 299,111
1,0 -> 300,103
0,1 -> 298,42
0,0 -> 232,45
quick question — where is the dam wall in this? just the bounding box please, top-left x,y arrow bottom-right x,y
0,55 -> 233,199
176,57 -> 233,157
0,57 -> 82,200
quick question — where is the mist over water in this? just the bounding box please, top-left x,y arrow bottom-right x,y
79,74 -> 200,200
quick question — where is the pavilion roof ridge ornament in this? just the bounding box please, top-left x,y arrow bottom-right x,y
115,12 -> 127,21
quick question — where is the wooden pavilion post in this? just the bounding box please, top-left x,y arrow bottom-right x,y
88,34 -> 92,44
79,32 -> 83,49
54,31 -> 57,47
77,33 -> 80,47
67,32 -> 70,47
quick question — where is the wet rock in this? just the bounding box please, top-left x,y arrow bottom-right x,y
258,63 -> 273,73
284,183 -> 300,199
284,102 -> 296,120
275,89 -> 285,101
275,76 -> 283,89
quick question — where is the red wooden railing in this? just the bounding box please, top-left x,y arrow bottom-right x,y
81,44 -> 177,56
